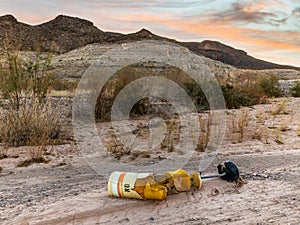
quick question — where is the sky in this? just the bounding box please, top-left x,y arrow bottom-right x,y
0,0 -> 299,66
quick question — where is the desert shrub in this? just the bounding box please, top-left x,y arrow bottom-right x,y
221,74 -> 283,109
291,81 -> 300,97
196,113 -> 211,152
17,156 -> 49,167
104,129 -> 131,160
0,46 -> 60,147
184,81 -> 209,111
231,109 -> 250,143
221,84 -> 252,109
160,116 -> 180,152
0,49 -> 54,110
95,63 -> 283,120
95,63 -> 210,121
258,74 -> 283,98
95,65 -> 143,121
0,102 -> 60,146
270,100 -> 288,115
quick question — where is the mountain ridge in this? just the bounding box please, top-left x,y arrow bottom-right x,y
0,14 -> 298,70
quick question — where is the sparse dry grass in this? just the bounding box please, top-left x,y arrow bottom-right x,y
274,129 -> 284,145
196,113 -> 211,152
0,101 -> 60,147
160,117 -> 179,153
17,156 -> 49,167
279,120 -> 289,132
252,125 -> 269,143
231,109 -> 250,143
104,129 -> 131,160
255,110 -> 270,124
270,100 -> 288,115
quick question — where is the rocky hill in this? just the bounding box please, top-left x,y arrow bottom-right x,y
0,14 -> 299,70
0,14 -> 107,53
181,41 -> 299,70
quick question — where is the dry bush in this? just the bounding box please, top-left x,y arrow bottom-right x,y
274,129 -> 284,145
95,65 -> 154,121
196,113 -> 211,152
0,45 -> 61,152
17,151 -> 50,167
222,73 -> 283,109
252,126 -> 270,144
17,144 -> 54,167
0,101 -> 60,147
270,100 -> 288,115
279,120 -> 289,132
104,129 -> 131,160
252,126 -> 264,141
231,109 -> 250,143
160,117 -> 180,153
255,110 -> 270,124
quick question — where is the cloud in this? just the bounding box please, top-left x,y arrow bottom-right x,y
206,1 -> 279,25
141,14 -> 300,65
292,7 -> 300,17
84,0 -> 215,9
127,13 -> 300,52
269,17 -> 288,26
214,2 -> 275,23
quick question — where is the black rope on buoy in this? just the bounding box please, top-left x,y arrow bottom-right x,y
199,161 -> 240,182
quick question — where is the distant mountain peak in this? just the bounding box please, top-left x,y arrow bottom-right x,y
0,14 -> 17,22
55,14 -> 69,19
48,14 -> 94,26
136,28 -> 152,34
132,28 -> 155,38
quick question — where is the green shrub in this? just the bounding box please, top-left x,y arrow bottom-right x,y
291,81 -> 300,97
184,81 -> 209,111
0,49 -> 54,109
95,63 -> 192,121
94,63 -> 283,120
258,74 -> 283,98
221,84 -> 252,109
221,74 -> 283,109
